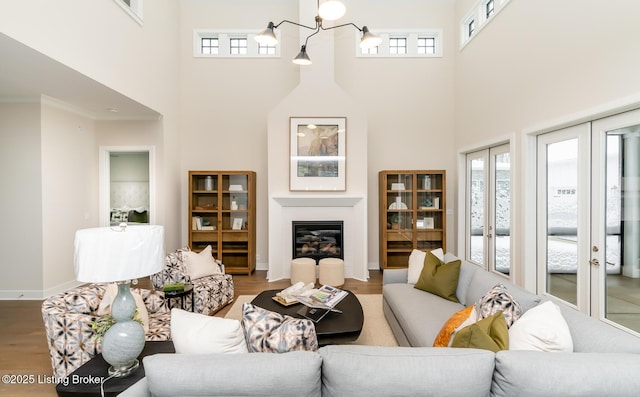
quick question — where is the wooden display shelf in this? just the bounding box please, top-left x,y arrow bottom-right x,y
379,170 -> 446,270
189,171 -> 256,275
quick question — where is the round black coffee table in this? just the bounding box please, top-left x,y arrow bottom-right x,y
251,289 -> 363,345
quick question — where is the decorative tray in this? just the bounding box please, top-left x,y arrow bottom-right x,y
272,296 -> 298,306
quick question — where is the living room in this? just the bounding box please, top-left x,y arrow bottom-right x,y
1,0 -> 640,395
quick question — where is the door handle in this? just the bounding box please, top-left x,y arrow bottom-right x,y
589,258 -> 600,266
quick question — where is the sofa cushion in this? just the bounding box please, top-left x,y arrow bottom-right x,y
414,252 -> 461,302
492,350 -> 640,397
475,283 -> 522,328
452,311 -> 509,352
553,299 -> 640,353
170,308 -> 248,354
466,270 -> 540,313
142,351 -> 322,397
383,283 -> 464,346
508,301 -> 573,352
241,303 -> 318,353
320,345 -> 495,397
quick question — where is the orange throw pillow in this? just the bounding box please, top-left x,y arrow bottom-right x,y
433,306 -> 475,347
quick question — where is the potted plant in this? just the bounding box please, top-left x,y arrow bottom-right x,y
389,214 -> 401,230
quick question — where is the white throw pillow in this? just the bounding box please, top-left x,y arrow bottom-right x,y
97,283 -> 150,333
184,245 -> 222,280
407,248 -> 445,284
407,249 -> 427,284
508,301 -> 573,352
170,308 -> 248,354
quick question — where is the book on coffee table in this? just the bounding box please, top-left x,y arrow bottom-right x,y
310,285 -> 348,308
296,285 -> 347,311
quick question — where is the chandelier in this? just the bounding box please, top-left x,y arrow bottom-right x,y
255,0 -> 382,65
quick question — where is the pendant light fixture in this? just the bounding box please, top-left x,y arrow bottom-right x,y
255,0 -> 381,66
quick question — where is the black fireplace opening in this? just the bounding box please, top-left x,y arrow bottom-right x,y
292,220 -> 344,263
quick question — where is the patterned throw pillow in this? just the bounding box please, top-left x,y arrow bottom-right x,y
475,284 -> 522,328
241,303 -> 318,353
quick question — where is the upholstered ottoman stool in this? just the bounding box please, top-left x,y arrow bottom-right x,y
318,258 -> 344,287
291,257 -> 316,285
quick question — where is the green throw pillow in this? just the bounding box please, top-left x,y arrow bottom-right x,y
413,251 -> 461,302
451,311 -> 509,352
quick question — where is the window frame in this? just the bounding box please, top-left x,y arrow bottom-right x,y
356,29 -> 443,58
113,0 -> 143,25
460,0 -> 511,49
193,29 -> 281,58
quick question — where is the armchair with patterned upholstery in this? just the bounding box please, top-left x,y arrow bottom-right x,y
41,283 -> 171,378
151,246 -> 234,316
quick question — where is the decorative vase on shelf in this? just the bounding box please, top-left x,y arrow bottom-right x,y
423,176 -> 431,190
204,176 -> 213,191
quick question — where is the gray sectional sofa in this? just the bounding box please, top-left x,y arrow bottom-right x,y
122,343 -> 640,397
382,254 -> 640,352
121,253 -> 640,397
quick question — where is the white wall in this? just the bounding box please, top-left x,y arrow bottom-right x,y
0,0 -> 177,118
455,0 -> 640,146
178,0 -> 458,269
336,0 -> 458,264
0,103 -> 43,297
0,0 -> 181,296
454,0 -> 640,286
41,103 -> 98,294
178,0 -> 300,264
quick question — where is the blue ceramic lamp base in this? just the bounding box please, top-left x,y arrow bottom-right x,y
102,281 -> 145,377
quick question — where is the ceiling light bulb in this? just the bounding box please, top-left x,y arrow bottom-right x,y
360,26 -> 382,48
255,22 -> 278,46
318,1 -> 346,21
292,45 -> 312,65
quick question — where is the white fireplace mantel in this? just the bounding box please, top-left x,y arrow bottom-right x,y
272,195 -> 363,207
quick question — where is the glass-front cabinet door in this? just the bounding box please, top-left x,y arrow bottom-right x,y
379,170 -> 446,270
189,170 -> 256,275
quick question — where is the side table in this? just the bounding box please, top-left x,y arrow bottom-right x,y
163,283 -> 194,311
56,341 -> 175,397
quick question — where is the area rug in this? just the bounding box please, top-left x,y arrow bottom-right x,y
225,294 -> 398,347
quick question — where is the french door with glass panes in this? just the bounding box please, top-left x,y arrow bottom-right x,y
466,144 -> 511,274
537,109 -> 640,334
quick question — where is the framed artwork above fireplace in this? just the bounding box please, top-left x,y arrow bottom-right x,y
290,117 -> 346,191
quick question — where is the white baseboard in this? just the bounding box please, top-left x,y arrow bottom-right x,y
0,290 -> 45,300
0,279 -> 83,300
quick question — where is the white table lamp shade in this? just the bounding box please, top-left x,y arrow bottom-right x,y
74,225 -> 164,282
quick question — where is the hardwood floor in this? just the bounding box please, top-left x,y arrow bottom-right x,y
0,270 -> 382,397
